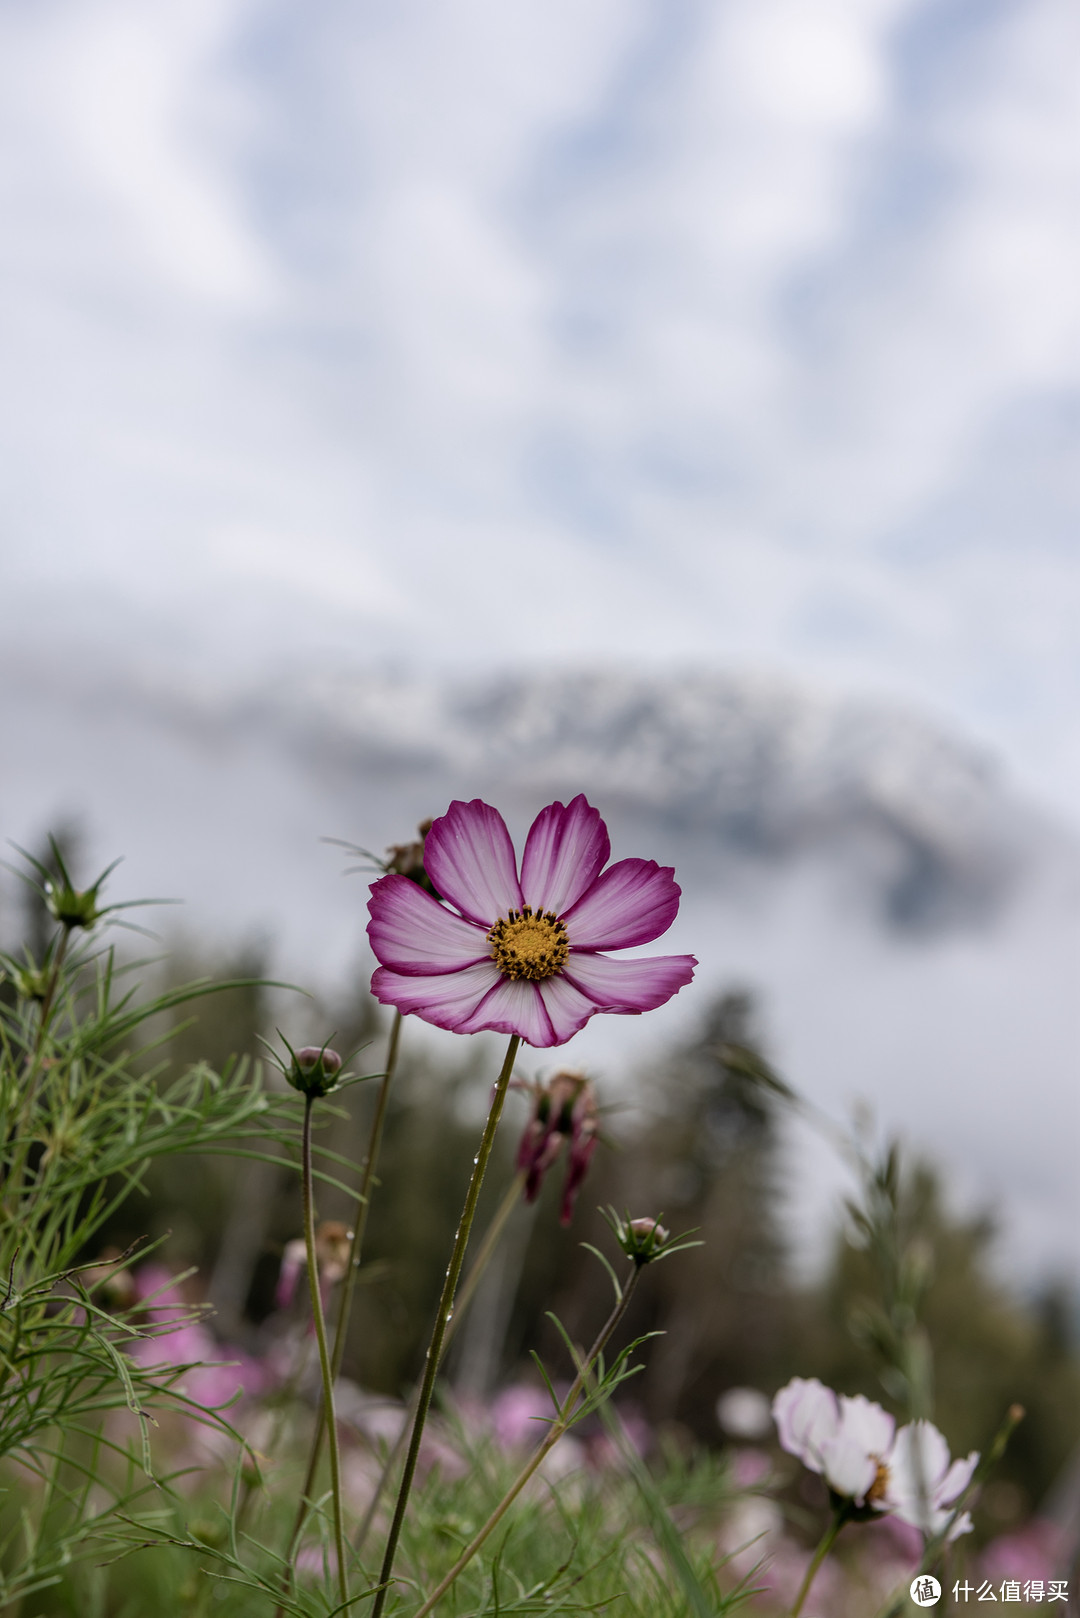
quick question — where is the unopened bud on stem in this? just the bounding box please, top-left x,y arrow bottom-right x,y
385,819 -> 438,896
615,1216 -> 670,1264
287,1045 -> 343,1099
45,878 -> 105,930
10,962 -> 51,1003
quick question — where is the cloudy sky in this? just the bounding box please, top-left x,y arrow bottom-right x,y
2,0 -> 1080,815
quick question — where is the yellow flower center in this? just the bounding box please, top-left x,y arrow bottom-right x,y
867,1460 -> 890,1504
487,906 -> 569,981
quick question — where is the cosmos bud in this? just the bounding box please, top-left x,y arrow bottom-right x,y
614,1216 -> 670,1264
45,877 -> 105,930
10,962 -> 51,1003
287,1045 -> 343,1098
385,818 -> 439,896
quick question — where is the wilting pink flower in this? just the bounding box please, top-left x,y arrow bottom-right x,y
275,1238 -> 307,1312
772,1378 -> 977,1537
367,796 -> 696,1048
515,1071 -> 599,1223
275,1222 -> 352,1313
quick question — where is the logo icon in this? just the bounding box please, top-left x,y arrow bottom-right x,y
909,1575 -> 942,1607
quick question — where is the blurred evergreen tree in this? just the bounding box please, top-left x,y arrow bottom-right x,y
802,1161 -> 1080,1524
505,990 -> 794,1436
627,989 -> 792,1429
339,1030 -> 520,1394
92,942 -> 273,1322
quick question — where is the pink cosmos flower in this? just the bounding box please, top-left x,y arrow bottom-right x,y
367,796 -> 696,1049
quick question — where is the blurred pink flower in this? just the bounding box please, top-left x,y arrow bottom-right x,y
367,796 -> 696,1048
867,1512 -> 923,1565
296,1545 -> 338,1577
583,1405 -> 652,1471
732,1447 -> 772,1488
491,1384 -> 553,1449
274,1222 -> 353,1314
131,1262 -> 188,1328
767,1543 -> 846,1617
981,1519 -> 1065,1583
274,1238 -> 306,1312
129,1264 -> 267,1415
417,1430 -> 469,1481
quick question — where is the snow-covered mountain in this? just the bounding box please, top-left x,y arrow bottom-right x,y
271,665 -> 1031,932
1,656 -> 1076,1283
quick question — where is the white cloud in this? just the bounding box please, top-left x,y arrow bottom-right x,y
0,0 -> 274,307
2,0 -> 1080,811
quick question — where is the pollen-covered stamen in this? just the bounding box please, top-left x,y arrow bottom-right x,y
487,905 -> 569,981
867,1459 -> 890,1504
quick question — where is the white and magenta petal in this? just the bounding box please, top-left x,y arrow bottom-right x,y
366,794 -> 694,1048
456,978 -> 557,1048
520,796 -> 610,916
562,859 -> 681,950
367,874 -> 490,975
423,800 -> 523,926
370,962 -> 502,1032
536,973 -> 607,1045
562,950 -> 696,1014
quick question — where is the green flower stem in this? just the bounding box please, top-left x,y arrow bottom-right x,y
873,1402 -> 1026,1618
280,1012 -> 403,1592
333,1010 -> 402,1380
4,927 -> 71,1220
412,1261 -> 643,1618
444,1167 -> 528,1349
352,1165 -> 528,1558
790,1506 -> 849,1618
26,926 -> 69,1072
300,1093 -> 350,1613
371,1034 -> 520,1618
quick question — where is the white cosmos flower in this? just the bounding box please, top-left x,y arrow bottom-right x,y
772,1378 -> 978,1537
772,1377 -> 894,1504
884,1421 -> 979,1539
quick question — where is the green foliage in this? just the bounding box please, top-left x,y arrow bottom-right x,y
33,1438 -> 750,1618
2,824 -> 1075,1616
0,846 -> 351,1604
802,1151 -> 1080,1526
